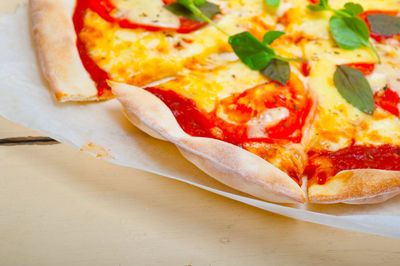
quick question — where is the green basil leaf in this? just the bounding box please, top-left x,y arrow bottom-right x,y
334,65 -> 375,114
320,0 -> 329,8
329,16 -> 369,49
308,0 -> 329,11
165,1 -> 220,22
193,0 -> 206,6
263,31 -> 285,45
343,2 -> 363,16
198,2 -> 220,19
261,59 -> 290,85
367,14 -> 400,37
229,31 -> 276,70
307,4 -> 326,11
264,0 -> 280,8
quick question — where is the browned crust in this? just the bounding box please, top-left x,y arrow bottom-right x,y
308,169 -> 400,204
111,81 -> 306,203
30,0 -> 112,102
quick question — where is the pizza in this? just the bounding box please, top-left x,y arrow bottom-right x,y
30,0 -> 400,204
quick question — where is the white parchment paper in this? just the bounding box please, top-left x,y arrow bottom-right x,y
1,6 -> 400,238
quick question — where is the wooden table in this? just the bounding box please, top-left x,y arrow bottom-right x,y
1,1 -> 400,265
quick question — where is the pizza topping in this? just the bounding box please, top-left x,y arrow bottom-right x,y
228,31 -> 304,85
359,10 -> 399,42
164,0 -> 226,34
367,13 -> 400,37
308,1 -> 381,63
217,74 -> 311,143
333,65 -> 375,115
345,62 -> 375,76
306,145 -> 400,185
375,86 -> 400,117
246,107 -> 290,138
261,59 -> 290,86
164,1 -> 304,85
80,0 -> 212,33
110,0 -> 181,28
164,0 -> 221,23
146,72 -> 311,144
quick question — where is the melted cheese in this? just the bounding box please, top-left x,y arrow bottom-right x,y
308,58 -> 400,151
111,0 -> 180,28
81,0 -> 278,87
158,62 -> 267,112
367,43 -> 400,94
247,107 -> 290,138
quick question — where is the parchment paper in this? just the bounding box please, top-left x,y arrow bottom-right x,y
1,6 -> 399,238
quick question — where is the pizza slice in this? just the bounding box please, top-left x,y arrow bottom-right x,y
303,37 -> 400,203
111,60 -> 312,203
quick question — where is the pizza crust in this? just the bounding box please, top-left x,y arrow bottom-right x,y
111,81 -> 306,203
308,169 -> 400,204
30,0 -> 111,102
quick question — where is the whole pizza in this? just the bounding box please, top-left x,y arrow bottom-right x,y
30,0 -> 400,204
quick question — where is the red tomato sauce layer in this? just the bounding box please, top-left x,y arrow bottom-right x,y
306,145 -> 400,185
73,0 -> 112,97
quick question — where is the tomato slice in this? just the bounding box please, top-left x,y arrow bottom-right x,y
217,74 -> 312,143
345,63 -> 376,76
85,0 -> 208,33
360,10 -> 400,42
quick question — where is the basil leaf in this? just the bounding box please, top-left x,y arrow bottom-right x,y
165,1 -> 220,22
319,0 -> 329,8
229,31 -> 276,70
367,14 -> 400,37
261,59 -> 290,85
263,31 -> 285,45
343,2 -> 363,16
193,0 -> 206,6
264,0 -> 280,8
329,16 -> 369,49
334,65 -> 375,114
198,2 -> 220,19
307,5 -> 326,11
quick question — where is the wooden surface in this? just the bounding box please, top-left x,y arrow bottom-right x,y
1,1 -> 400,265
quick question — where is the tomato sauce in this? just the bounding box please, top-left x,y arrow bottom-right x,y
306,145 -> 400,185
73,0 -> 112,97
375,87 -> 400,117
